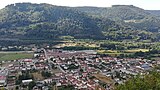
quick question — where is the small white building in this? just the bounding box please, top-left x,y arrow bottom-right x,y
22,79 -> 33,85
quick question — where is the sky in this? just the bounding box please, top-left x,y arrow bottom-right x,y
0,0 -> 160,10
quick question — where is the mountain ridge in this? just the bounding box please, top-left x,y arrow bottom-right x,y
0,3 -> 160,41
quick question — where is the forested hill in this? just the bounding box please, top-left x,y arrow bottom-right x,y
0,3 -> 160,41
75,5 -> 160,33
147,10 -> 160,17
0,3 -> 123,40
75,5 -> 148,20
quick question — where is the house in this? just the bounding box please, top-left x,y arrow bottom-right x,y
141,64 -> 151,70
42,86 -> 49,90
0,67 -> 8,86
0,76 -> 6,86
22,79 -> 33,85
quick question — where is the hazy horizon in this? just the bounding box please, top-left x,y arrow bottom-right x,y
0,0 -> 160,10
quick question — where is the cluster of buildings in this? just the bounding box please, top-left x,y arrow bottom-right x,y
0,49 -> 158,90
0,67 -> 8,87
0,58 -> 50,89
37,49 -> 156,89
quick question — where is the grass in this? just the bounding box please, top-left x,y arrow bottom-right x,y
97,50 -> 131,57
97,50 -> 116,53
93,73 -> 113,84
97,50 -> 118,54
51,68 -> 62,73
93,73 -> 115,90
0,52 -> 33,61
32,72 -> 44,80
124,49 -> 149,53
97,49 -> 149,56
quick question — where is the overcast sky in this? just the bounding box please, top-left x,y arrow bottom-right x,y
0,0 -> 160,10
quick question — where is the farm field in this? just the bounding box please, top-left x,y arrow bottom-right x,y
0,51 -> 33,61
124,49 -> 149,53
97,49 -> 149,55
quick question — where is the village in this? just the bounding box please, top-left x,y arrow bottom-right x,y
0,48 -> 159,90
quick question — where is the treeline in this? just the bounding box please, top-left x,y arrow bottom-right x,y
115,71 -> 160,90
118,49 -> 160,59
100,43 -> 151,50
61,46 -> 99,50
0,40 -> 62,46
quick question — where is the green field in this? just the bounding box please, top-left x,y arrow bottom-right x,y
0,52 -> 33,61
124,49 -> 149,53
97,49 -> 149,57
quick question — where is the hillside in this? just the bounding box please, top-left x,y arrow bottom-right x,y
147,10 -> 160,17
0,3 -> 124,40
75,5 -> 148,20
75,5 -> 160,33
0,3 -> 160,43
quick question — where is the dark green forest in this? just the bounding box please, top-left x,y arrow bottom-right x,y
0,3 -> 160,43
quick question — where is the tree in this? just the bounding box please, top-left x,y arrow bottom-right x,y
28,81 -> 36,90
115,71 -> 160,90
41,71 -> 52,78
16,86 -> 19,90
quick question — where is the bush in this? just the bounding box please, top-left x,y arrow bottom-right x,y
115,71 -> 160,90
41,71 -> 52,78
